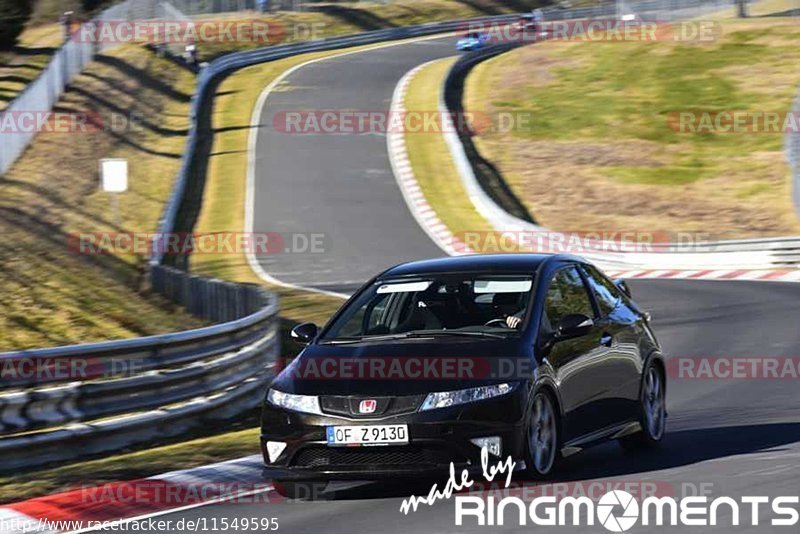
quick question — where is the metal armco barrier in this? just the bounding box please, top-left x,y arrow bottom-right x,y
787,88 -> 800,218
443,42 -> 533,224
0,265 -> 279,470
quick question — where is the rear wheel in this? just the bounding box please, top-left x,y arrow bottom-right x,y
524,391 -> 560,477
620,362 -> 665,451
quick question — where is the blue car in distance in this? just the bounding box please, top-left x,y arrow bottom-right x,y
456,31 -> 490,51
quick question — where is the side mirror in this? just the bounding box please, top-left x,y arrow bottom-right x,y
556,314 -> 594,340
613,279 -> 632,298
290,322 -> 318,345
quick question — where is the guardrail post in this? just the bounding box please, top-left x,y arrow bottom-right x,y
27,385 -> 78,427
0,392 -> 29,432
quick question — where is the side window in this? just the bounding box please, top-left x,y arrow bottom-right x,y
581,265 -> 621,317
339,293 -> 390,336
365,294 -> 390,331
542,266 -> 595,332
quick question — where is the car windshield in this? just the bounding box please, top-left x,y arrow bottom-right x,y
321,274 -> 534,341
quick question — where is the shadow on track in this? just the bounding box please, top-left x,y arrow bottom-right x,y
556,422 -> 800,481
283,422 -> 800,501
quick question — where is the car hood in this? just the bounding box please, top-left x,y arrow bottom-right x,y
271,336 -> 528,396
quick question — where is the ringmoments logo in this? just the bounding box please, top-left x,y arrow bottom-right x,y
399,449 -> 800,529
453,489 -> 800,529
597,490 -> 639,532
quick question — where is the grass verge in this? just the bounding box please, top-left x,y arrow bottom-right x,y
0,24 -> 62,111
463,17 -> 800,239
402,57 -> 495,237
0,43 -> 206,350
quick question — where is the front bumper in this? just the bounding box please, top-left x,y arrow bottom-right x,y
262,460 -> 528,481
260,391 -> 527,481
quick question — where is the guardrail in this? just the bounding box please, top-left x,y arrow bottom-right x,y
787,87 -> 800,218
443,42 -> 533,224
440,11 -> 800,272
0,265 -> 279,470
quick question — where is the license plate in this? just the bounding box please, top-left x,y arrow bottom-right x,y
326,424 -> 409,446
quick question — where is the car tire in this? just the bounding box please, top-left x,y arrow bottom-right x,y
619,361 -> 666,452
273,480 -> 325,500
524,390 -> 560,478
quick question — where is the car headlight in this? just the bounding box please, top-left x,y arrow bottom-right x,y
419,383 -> 514,411
267,389 -> 322,415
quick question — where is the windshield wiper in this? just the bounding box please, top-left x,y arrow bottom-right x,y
321,333 -> 416,344
322,330 -> 507,344
409,331 -> 507,339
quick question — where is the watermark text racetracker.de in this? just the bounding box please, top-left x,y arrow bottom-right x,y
68,232 -> 328,256
0,356 -> 147,383
451,230 -> 721,254
67,18 -> 329,46
458,19 -> 720,43
272,110 -> 533,135
71,19 -> 284,45
669,110 -> 800,134
668,357 -> 800,380
0,110 -> 141,135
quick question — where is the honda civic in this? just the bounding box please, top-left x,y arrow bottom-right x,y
260,254 -> 666,497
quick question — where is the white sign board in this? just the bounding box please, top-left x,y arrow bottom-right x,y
100,159 -> 128,193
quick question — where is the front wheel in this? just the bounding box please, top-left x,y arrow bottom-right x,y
620,362 -> 665,451
524,391 -> 560,477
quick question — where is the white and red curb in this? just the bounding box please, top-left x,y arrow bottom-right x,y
0,455 -> 271,534
603,268 -> 800,283
387,61 -> 472,257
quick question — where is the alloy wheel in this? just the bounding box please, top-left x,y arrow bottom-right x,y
528,393 -> 557,474
643,366 -> 665,440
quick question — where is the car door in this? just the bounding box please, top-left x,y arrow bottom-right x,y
579,264 -> 644,424
539,265 -> 615,442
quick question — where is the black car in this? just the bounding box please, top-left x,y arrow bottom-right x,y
261,254 -> 666,496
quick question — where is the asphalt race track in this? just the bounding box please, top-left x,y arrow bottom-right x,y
143,36 -> 800,533
251,36 -> 455,294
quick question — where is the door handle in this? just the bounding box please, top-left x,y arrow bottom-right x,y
600,333 -> 613,347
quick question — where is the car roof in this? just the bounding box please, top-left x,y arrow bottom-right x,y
380,253 -> 582,278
